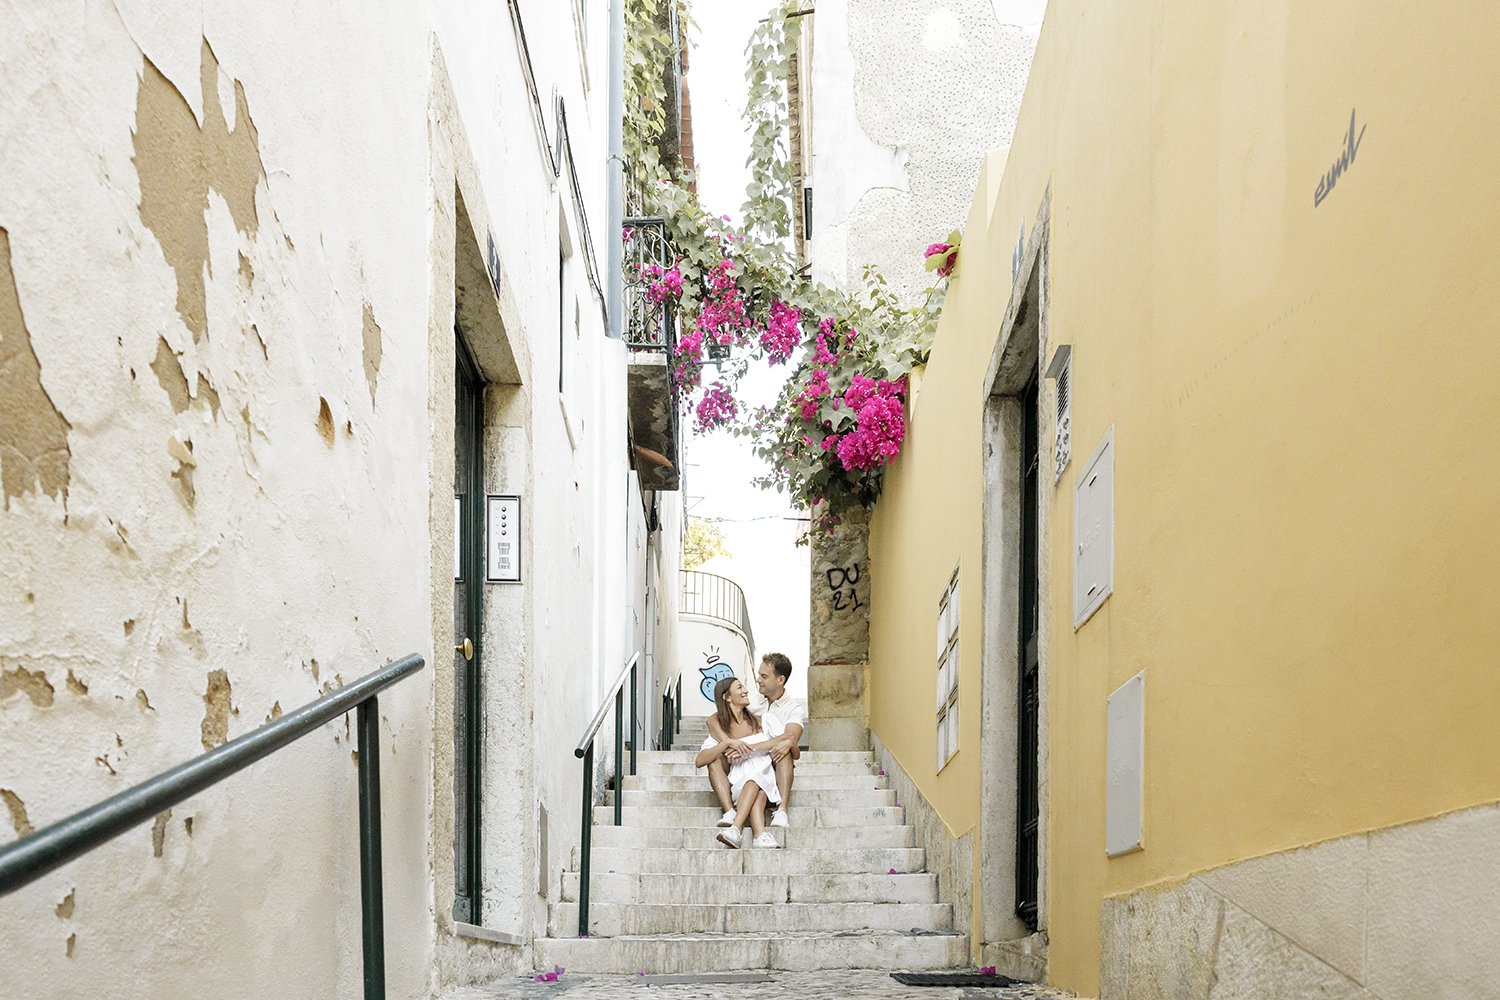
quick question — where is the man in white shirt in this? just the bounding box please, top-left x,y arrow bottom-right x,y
704,652 -> 806,828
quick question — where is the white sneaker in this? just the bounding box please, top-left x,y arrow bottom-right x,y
716,827 -> 743,849
752,832 -> 780,849
769,808 -> 789,829
717,809 -> 735,827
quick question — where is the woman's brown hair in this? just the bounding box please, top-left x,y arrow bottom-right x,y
713,676 -> 761,737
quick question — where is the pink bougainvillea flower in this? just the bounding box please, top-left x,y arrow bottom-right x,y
980,967 -> 997,976
813,317 -> 839,366
622,226 -> 636,242
888,868 -> 898,875
695,380 -> 738,433
760,301 -> 802,365
925,240 -> 959,277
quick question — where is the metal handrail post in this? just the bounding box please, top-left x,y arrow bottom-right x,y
676,675 -> 682,732
613,690 -> 624,827
577,741 -> 593,937
629,661 -> 638,776
356,697 -> 386,1000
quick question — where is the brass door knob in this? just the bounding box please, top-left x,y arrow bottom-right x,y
455,637 -> 473,661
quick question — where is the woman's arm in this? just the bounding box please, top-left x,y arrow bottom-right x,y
695,739 -> 745,768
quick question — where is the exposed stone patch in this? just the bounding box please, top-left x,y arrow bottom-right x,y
249,323 -> 267,360
195,373 -> 220,417
183,816 -> 193,836
2,663 -> 55,707
200,669 -> 231,749
132,40 -> 263,342
55,889 -> 74,919
135,688 -> 153,712
65,669 -> 88,696
361,302 -> 383,405
150,809 -> 171,857
150,337 -> 191,413
167,434 -> 196,509
237,251 -> 253,284
0,227 -> 72,510
317,397 -> 335,446
123,618 -> 136,636
2,789 -> 33,837
266,700 -> 282,722
65,933 -> 75,958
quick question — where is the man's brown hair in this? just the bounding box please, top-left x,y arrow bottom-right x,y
761,652 -> 793,682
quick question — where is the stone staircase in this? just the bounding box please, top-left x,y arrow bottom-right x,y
533,717 -> 968,974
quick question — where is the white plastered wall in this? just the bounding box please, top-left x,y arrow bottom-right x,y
0,0 -> 651,996
675,619 -> 755,720
808,0 -> 1043,303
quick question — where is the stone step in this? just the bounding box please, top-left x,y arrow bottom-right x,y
636,760 -> 878,778
587,823 -> 916,850
574,845 -> 926,875
532,930 -> 969,974
560,871 -> 939,905
623,773 -> 888,792
606,788 -> 896,809
641,750 -> 874,765
548,901 -> 952,937
593,805 -> 905,827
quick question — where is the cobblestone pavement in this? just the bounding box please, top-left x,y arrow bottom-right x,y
443,969 -> 1088,1000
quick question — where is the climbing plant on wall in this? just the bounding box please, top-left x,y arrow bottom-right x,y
624,0 -> 960,534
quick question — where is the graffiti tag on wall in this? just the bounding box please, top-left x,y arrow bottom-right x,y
1313,108 -> 1366,207
826,564 -> 865,613
698,646 -> 735,702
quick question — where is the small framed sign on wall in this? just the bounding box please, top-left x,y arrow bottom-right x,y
486,495 -> 522,583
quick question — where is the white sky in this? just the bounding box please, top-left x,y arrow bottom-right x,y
680,3 -> 811,695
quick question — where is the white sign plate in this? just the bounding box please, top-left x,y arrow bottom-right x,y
486,495 -> 522,583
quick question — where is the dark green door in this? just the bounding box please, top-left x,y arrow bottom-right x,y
453,331 -> 484,923
1016,369 -> 1040,930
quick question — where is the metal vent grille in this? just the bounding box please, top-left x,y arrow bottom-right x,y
1053,355 -> 1072,484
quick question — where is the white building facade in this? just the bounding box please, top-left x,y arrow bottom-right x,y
0,2 -> 680,996
803,0 -> 1046,302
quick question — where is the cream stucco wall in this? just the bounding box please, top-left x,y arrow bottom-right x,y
1,2 -> 670,997
867,0 -> 1500,994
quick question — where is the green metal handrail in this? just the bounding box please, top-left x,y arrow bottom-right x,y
572,650 -> 641,937
0,654 -> 426,1000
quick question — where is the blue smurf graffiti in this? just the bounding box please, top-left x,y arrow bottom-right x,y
698,647 -> 735,703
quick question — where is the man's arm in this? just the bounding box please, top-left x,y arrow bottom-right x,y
769,724 -> 803,762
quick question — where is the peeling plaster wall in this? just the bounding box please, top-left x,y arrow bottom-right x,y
0,0 -> 650,997
808,0 -> 1042,302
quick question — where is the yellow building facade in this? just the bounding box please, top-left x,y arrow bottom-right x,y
864,1 -> 1500,996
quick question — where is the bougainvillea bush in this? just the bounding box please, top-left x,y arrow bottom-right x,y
624,0 -> 961,533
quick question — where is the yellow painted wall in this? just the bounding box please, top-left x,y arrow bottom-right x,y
866,1 -> 1500,994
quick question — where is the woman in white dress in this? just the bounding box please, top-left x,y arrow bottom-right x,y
694,676 -> 784,849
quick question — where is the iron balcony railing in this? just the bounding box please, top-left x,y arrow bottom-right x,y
0,654 -> 426,1000
680,569 -> 755,653
572,651 -> 642,937
622,216 -> 677,353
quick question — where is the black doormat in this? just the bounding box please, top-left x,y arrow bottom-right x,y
890,972 -> 1023,987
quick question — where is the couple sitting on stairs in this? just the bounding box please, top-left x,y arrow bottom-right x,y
694,652 -> 807,850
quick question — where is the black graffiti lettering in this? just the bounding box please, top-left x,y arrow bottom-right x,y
828,562 -> 866,613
